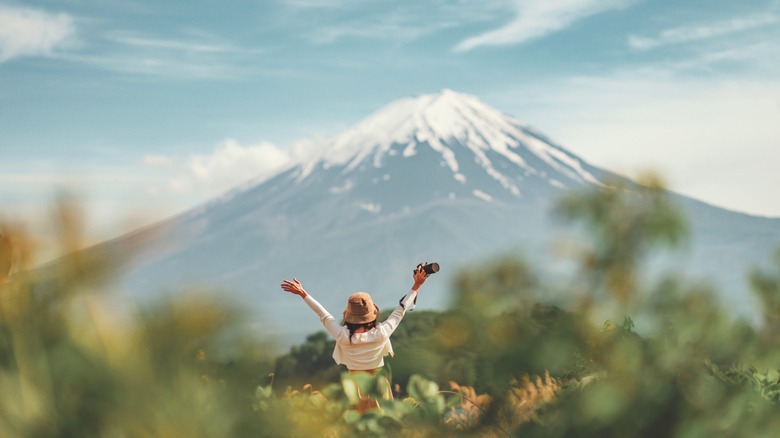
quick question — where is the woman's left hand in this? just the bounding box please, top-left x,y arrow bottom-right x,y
281,278 -> 308,299
412,265 -> 428,291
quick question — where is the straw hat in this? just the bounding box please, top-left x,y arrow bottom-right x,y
343,292 -> 380,324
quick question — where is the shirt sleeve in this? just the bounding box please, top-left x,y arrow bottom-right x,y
303,295 -> 344,342
378,289 -> 418,338
400,289 -> 417,310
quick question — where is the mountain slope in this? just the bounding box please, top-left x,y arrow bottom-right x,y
113,90 -> 779,344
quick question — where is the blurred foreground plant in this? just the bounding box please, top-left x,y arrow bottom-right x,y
750,248 -> 780,343
0,200 -> 278,437
3,176 -> 780,437
555,173 -> 687,309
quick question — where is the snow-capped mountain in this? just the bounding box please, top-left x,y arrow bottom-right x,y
264,89 -> 609,225
112,90 -> 779,345
299,89 -> 599,193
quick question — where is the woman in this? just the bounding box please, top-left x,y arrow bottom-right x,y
280,266 -> 428,410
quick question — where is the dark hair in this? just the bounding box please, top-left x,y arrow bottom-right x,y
345,320 -> 377,344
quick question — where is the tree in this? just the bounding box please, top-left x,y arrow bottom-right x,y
554,173 -> 687,310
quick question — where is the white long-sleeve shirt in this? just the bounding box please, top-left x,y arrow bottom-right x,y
303,290 -> 418,371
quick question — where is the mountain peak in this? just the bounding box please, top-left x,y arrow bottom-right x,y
341,89 -> 522,149
296,90 -> 600,195
407,88 -> 494,116
306,90 -> 524,170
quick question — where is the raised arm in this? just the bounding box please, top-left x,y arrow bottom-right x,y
281,278 -> 344,341
379,266 -> 428,337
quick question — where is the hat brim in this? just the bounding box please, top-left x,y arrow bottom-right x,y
343,303 -> 379,324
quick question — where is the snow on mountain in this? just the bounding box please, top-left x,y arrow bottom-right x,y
297,89 -> 600,199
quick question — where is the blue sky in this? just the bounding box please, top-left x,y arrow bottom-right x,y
1,0 -> 779,247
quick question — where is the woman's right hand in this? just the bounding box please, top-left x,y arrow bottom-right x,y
281,278 -> 308,299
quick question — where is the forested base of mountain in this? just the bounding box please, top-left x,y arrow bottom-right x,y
2,175 -> 780,436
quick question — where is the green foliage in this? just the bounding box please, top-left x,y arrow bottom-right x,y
274,331 -> 340,388
750,248 -> 780,340
707,362 -> 780,404
555,173 -> 688,307
2,178 -> 780,436
0,203 -> 278,437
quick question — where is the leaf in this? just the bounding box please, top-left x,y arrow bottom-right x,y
255,384 -> 273,399
343,410 -> 361,425
341,377 -> 360,405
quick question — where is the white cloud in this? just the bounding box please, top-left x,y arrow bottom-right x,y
166,139 -> 293,194
628,14 -> 778,50
311,22 -> 430,45
0,5 -> 75,62
288,0 -> 495,46
107,31 -> 252,55
454,0 -> 631,52
67,52 -> 245,80
305,10 -> 455,45
495,75 -> 780,216
666,41 -> 779,73
62,30 -> 259,80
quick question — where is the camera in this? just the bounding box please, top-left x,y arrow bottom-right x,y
415,262 -> 440,275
